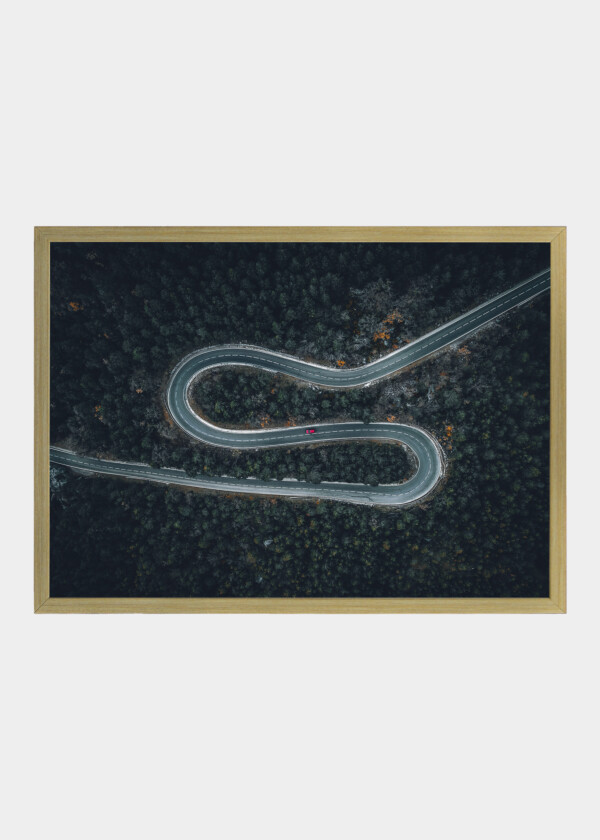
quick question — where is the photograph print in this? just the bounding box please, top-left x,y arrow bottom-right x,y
38,228 -> 565,611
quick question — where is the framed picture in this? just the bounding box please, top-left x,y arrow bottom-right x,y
34,227 -> 566,613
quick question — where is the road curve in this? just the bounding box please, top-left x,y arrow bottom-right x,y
51,268 -> 550,506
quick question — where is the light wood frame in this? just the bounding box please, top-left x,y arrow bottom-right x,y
34,227 -> 566,613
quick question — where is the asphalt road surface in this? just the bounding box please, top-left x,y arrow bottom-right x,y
50,267 -> 550,506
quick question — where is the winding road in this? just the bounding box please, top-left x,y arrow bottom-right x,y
50,268 -> 550,506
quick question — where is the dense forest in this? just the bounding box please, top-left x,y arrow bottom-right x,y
50,242 -> 550,597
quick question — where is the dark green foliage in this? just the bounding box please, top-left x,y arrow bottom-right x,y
192,368 -> 377,428
50,242 -> 550,597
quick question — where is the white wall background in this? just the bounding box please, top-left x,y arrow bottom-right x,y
1,2 -> 597,838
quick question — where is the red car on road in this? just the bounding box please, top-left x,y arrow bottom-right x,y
305,428 -> 316,434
